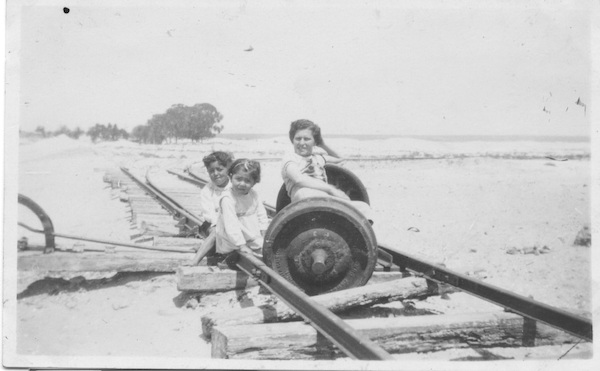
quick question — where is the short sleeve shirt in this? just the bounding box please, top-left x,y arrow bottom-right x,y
281,149 -> 328,196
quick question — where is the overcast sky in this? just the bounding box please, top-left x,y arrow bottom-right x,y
8,0 -> 593,136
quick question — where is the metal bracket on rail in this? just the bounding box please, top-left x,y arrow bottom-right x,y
18,194 -> 55,254
376,249 -> 394,272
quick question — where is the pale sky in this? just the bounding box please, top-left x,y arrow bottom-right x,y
7,0 -> 593,136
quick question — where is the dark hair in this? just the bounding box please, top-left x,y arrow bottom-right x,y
203,151 -> 234,168
228,158 -> 261,183
289,119 -> 323,145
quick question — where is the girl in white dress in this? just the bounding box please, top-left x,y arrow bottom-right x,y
216,159 -> 269,256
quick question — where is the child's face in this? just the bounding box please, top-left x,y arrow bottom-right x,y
292,129 -> 316,157
231,171 -> 256,195
206,161 -> 229,187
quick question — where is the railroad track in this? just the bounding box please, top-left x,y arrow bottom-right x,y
101,164 -> 592,360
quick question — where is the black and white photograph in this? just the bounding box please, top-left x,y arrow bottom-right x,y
3,0 -> 598,369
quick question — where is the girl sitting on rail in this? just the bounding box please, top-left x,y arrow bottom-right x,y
216,159 -> 269,257
281,119 -> 374,223
198,151 -> 234,229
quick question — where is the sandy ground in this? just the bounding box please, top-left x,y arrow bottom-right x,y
5,135 -> 594,368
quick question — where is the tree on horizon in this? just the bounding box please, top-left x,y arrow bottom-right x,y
87,123 -> 128,143
130,103 -> 224,144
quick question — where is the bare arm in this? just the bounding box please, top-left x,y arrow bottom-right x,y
284,162 -> 350,200
319,141 -> 345,164
323,154 -> 345,164
319,141 -> 340,158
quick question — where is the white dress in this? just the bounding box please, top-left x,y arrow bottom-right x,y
215,188 -> 269,254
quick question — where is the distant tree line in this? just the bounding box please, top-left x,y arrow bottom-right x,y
35,125 -> 85,139
130,103 -> 224,144
29,103 -> 223,144
87,123 -> 129,142
33,123 -> 129,142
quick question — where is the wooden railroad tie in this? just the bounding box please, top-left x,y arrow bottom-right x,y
211,311 -> 580,360
198,277 -> 436,338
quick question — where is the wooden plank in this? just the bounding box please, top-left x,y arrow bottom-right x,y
128,203 -> 167,211
121,189 -> 149,195
201,277 -> 432,337
130,209 -> 171,217
131,209 -> 172,218
140,221 -> 180,231
131,218 -> 176,231
138,227 -> 180,237
125,196 -> 161,203
367,271 -> 407,284
211,311 -> 581,359
18,251 -> 195,273
177,266 -> 257,292
153,237 -> 204,248
131,217 -> 176,229
128,198 -> 164,205
132,214 -> 176,222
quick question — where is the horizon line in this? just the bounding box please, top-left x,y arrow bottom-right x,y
219,133 -> 591,138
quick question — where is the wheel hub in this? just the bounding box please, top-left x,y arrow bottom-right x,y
287,229 -> 352,281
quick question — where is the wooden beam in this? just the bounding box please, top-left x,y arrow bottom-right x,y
139,221 -> 181,236
152,236 -> 204,248
201,277 -> 432,338
211,311 -> 581,360
178,269 -> 406,291
17,250 -> 197,292
18,251 -> 194,273
177,266 -> 258,292
365,271 -> 407,284
131,215 -> 176,224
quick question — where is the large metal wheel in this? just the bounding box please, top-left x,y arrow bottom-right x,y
263,197 -> 377,295
275,163 -> 370,213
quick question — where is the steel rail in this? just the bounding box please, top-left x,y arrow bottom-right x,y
167,169 -> 207,188
18,222 -> 194,253
168,169 -> 393,356
144,168 -> 195,215
120,167 -> 206,229
120,170 -> 392,359
378,243 -> 593,342
186,168 -> 210,185
235,252 -> 394,361
128,167 -> 592,347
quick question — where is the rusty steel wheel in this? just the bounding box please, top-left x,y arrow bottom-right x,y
263,197 -> 377,295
